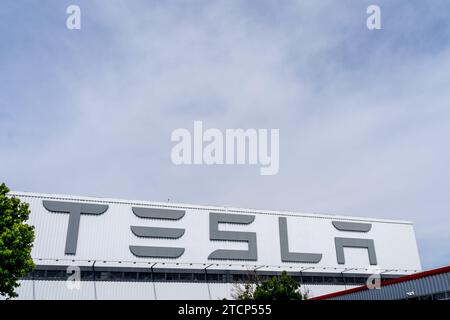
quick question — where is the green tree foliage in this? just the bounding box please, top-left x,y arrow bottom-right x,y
238,271 -> 307,300
0,183 -> 35,299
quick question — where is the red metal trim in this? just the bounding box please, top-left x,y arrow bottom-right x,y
309,265 -> 450,300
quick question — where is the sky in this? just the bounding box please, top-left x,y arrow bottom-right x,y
0,0 -> 449,269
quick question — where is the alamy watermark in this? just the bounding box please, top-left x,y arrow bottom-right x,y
366,268 -> 382,290
64,5 -> 379,31
171,121 -> 280,176
66,5 -> 81,30
66,265 -> 81,290
367,5 -> 381,30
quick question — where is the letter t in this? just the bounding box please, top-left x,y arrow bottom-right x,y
43,200 -> 108,255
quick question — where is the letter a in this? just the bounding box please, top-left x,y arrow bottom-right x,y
66,5 -> 81,30
366,5 -> 381,30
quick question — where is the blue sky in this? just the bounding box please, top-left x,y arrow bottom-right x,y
1,0 -> 449,269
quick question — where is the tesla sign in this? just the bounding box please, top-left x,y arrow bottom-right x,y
42,200 -> 378,265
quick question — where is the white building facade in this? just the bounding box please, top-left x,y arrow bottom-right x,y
8,192 -> 422,300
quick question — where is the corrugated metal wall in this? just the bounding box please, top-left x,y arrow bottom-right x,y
329,272 -> 450,300
1,192 -> 422,300
11,192 -> 422,273
6,280 -> 355,300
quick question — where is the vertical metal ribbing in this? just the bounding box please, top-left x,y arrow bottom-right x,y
151,263 -> 158,300
32,278 -> 36,300
205,264 -> 213,300
92,260 -> 98,300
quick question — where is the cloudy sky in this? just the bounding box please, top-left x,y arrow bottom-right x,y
1,0 -> 449,269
